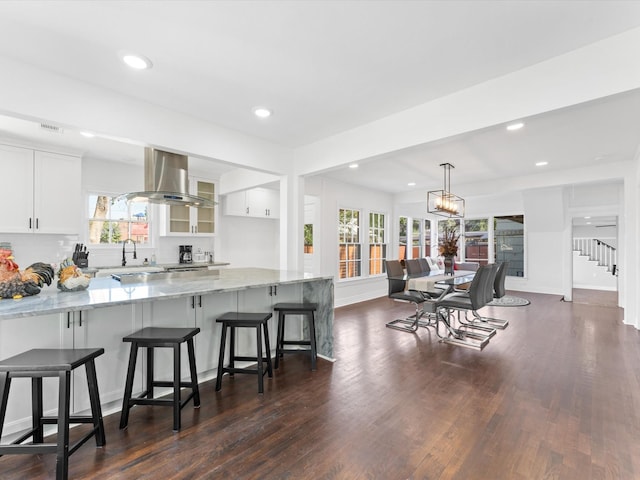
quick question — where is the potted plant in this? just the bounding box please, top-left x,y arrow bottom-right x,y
439,224 -> 460,275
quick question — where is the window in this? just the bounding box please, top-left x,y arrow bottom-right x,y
338,208 -> 361,279
464,218 -> 489,265
494,215 -> 525,277
437,219 -> 461,257
88,194 -> 149,245
369,212 -> 387,275
412,219 -> 422,259
304,224 -> 313,254
398,216 -> 408,261
423,219 -> 432,258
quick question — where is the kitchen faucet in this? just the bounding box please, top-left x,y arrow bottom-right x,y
122,239 -> 137,266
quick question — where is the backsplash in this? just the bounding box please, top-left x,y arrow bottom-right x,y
1,233 -> 215,269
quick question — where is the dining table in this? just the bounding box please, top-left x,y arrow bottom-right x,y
406,269 -> 476,293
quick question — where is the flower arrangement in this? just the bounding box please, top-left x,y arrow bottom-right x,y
438,225 -> 460,257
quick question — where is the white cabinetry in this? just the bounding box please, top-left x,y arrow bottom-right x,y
223,187 -> 279,219
162,177 -> 216,236
0,144 -> 81,234
63,305 -> 141,413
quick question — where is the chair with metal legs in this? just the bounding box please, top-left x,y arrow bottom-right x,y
434,264 -> 496,350
385,260 -> 436,333
470,261 -> 509,329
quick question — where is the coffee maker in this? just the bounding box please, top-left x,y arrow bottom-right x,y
179,245 -> 193,264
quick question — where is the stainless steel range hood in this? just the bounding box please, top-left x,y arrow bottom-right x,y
114,148 -> 216,207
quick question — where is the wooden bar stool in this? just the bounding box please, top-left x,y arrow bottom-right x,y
215,312 -> 273,394
273,303 -> 318,370
0,348 -> 106,480
119,327 -> 200,432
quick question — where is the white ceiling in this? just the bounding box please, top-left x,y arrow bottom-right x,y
0,1 -> 639,194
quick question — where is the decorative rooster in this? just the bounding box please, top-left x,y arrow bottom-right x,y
57,258 -> 91,292
0,249 -> 54,299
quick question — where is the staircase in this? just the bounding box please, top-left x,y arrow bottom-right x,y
573,237 -> 617,276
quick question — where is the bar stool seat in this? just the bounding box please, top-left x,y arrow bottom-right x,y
215,312 -> 273,394
273,302 -> 318,370
119,327 -> 200,432
0,348 -> 106,480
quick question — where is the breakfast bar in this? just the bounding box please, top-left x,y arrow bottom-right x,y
0,267 -> 334,441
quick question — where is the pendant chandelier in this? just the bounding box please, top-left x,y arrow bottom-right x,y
427,163 -> 465,218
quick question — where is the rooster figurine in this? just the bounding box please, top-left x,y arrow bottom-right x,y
0,249 -> 54,299
57,258 -> 91,292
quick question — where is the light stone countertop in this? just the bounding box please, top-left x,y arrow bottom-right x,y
0,268 -> 332,320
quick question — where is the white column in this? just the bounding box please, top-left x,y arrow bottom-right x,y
279,174 -> 304,271
621,162 -> 639,328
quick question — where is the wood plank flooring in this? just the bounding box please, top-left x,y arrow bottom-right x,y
2,291 -> 639,479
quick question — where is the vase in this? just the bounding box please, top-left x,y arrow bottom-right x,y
444,256 -> 455,275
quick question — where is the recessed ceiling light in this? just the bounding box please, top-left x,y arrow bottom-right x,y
535,161 -> 548,167
122,53 -> 153,70
407,182 -> 416,186
253,107 -> 272,118
506,122 -> 524,131
349,163 -> 358,169
586,222 -> 592,225
584,216 -> 591,219
80,131 -> 95,138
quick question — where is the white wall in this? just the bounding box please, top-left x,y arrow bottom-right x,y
305,176 -> 393,307
217,215 -> 279,269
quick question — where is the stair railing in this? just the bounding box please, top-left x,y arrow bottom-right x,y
572,237 -> 617,275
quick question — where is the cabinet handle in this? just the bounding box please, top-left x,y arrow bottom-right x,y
191,296 -> 195,309
79,311 -> 83,327
246,207 -> 249,215
269,286 -> 272,296
67,312 -> 71,329
274,285 -> 277,296
198,295 -> 202,308
36,218 -> 39,229
29,218 -> 32,229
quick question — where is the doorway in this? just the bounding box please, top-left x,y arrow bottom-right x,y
571,215 -> 618,306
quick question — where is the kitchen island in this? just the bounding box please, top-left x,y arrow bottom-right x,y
0,268 -> 334,440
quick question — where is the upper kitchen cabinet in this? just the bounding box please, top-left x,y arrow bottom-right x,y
0,144 -> 81,234
223,187 -> 279,219
161,177 -> 217,236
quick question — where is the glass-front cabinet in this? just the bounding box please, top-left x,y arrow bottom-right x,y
163,177 -> 216,236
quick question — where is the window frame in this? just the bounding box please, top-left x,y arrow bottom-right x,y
368,211 -> 388,276
338,207 -> 362,280
87,191 -> 151,247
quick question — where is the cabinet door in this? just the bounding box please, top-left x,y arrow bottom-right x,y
70,305 -> 140,413
0,144 -> 34,233
33,151 -> 81,234
196,291 -> 237,376
167,204 -> 191,234
0,313 -> 63,438
247,188 -> 279,218
223,190 -> 248,216
162,178 -> 216,236
193,178 -> 216,235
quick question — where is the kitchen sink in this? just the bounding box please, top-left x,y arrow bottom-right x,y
94,266 -> 165,278
111,268 -> 220,284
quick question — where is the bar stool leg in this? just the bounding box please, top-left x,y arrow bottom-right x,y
309,311 -> 318,371
215,323 -> 227,392
256,325 -> 264,394
146,346 -> 154,399
275,312 -> 284,369
187,339 -> 200,407
85,359 -> 106,446
56,370 -> 71,480
0,372 -> 10,440
229,326 -> 236,375
120,341 -> 139,429
172,343 -> 181,431
32,377 -> 44,443
263,323 -> 273,377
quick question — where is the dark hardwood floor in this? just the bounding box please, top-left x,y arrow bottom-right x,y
2,291 -> 640,479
